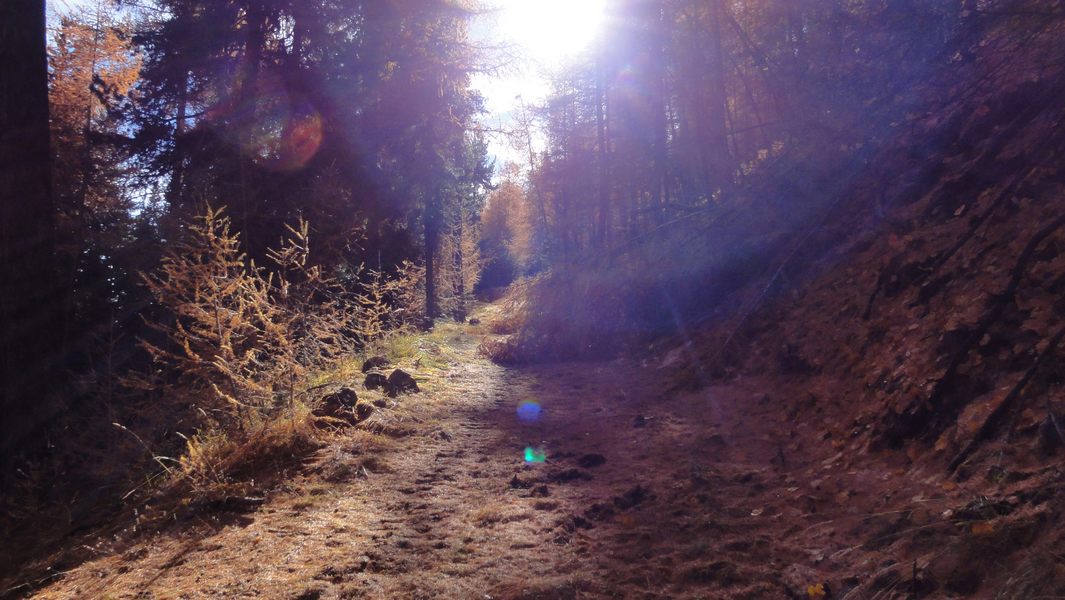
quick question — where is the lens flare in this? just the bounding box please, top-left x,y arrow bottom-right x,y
524,446 -> 547,463
272,106 -> 322,171
516,399 -> 542,423
204,65 -> 323,171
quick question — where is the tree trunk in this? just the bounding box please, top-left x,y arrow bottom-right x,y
706,0 -> 731,191
0,0 -> 60,475
650,4 -> 669,223
166,74 -> 189,206
517,99 -> 549,253
238,0 -> 265,248
454,207 -> 466,319
595,37 -> 610,248
424,188 -> 440,323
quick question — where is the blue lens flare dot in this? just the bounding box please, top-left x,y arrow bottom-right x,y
516,399 -> 542,423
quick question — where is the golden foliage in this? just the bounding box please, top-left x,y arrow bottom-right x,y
436,209 -> 483,317
49,2 -> 141,216
129,207 -> 433,488
481,177 -> 537,277
132,207 -> 361,432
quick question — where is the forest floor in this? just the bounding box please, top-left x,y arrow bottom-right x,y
10,305 -> 1060,599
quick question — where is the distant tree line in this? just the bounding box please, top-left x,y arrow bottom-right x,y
488,0 -> 1061,267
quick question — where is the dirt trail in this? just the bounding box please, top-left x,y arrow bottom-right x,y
16,318 -> 1038,599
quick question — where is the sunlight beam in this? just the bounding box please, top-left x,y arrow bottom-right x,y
495,0 -> 607,67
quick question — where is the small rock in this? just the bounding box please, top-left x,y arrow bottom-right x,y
355,402 -> 374,421
557,514 -> 593,532
576,453 -> 607,468
679,561 -> 744,586
364,372 -> 388,391
361,356 -> 390,373
584,502 -> 615,521
614,485 -> 653,510
386,369 -> 419,397
328,387 -> 358,406
469,318 -> 481,325
549,468 -> 592,483
315,388 -> 358,419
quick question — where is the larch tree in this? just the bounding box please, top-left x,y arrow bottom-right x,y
49,1 -> 143,345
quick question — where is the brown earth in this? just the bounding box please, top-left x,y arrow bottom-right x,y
6,315 -> 1063,599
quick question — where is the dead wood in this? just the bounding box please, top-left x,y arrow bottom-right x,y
948,325 -> 1065,474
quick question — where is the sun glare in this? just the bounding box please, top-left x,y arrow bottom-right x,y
496,0 -> 607,67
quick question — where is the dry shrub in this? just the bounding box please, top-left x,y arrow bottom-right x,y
480,228 -> 772,364
486,270 -> 631,362
129,207 -> 359,428
384,260 -> 426,327
486,279 -> 533,334
477,336 -> 520,364
128,207 -> 402,492
175,404 -> 319,496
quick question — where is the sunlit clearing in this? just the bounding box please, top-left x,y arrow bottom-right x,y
524,446 -> 547,463
495,0 -> 607,67
516,399 -> 542,423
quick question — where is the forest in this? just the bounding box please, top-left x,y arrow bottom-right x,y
3,0 -> 1065,598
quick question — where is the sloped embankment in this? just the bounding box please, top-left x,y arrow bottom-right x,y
660,36 -> 1065,600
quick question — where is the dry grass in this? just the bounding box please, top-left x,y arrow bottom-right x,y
470,505 -> 507,526
173,402 -> 321,497
345,429 -> 401,454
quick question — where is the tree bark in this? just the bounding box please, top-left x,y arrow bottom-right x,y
595,37 -> 610,248
706,0 -> 731,190
454,206 -> 465,319
238,0 -> 265,248
0,0 -> 61,475
424,188 -> 440,323
166,74 -> 189,206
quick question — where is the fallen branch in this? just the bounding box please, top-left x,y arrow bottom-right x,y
948,325 -> 1065,474
1048,404 -> 1065,448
